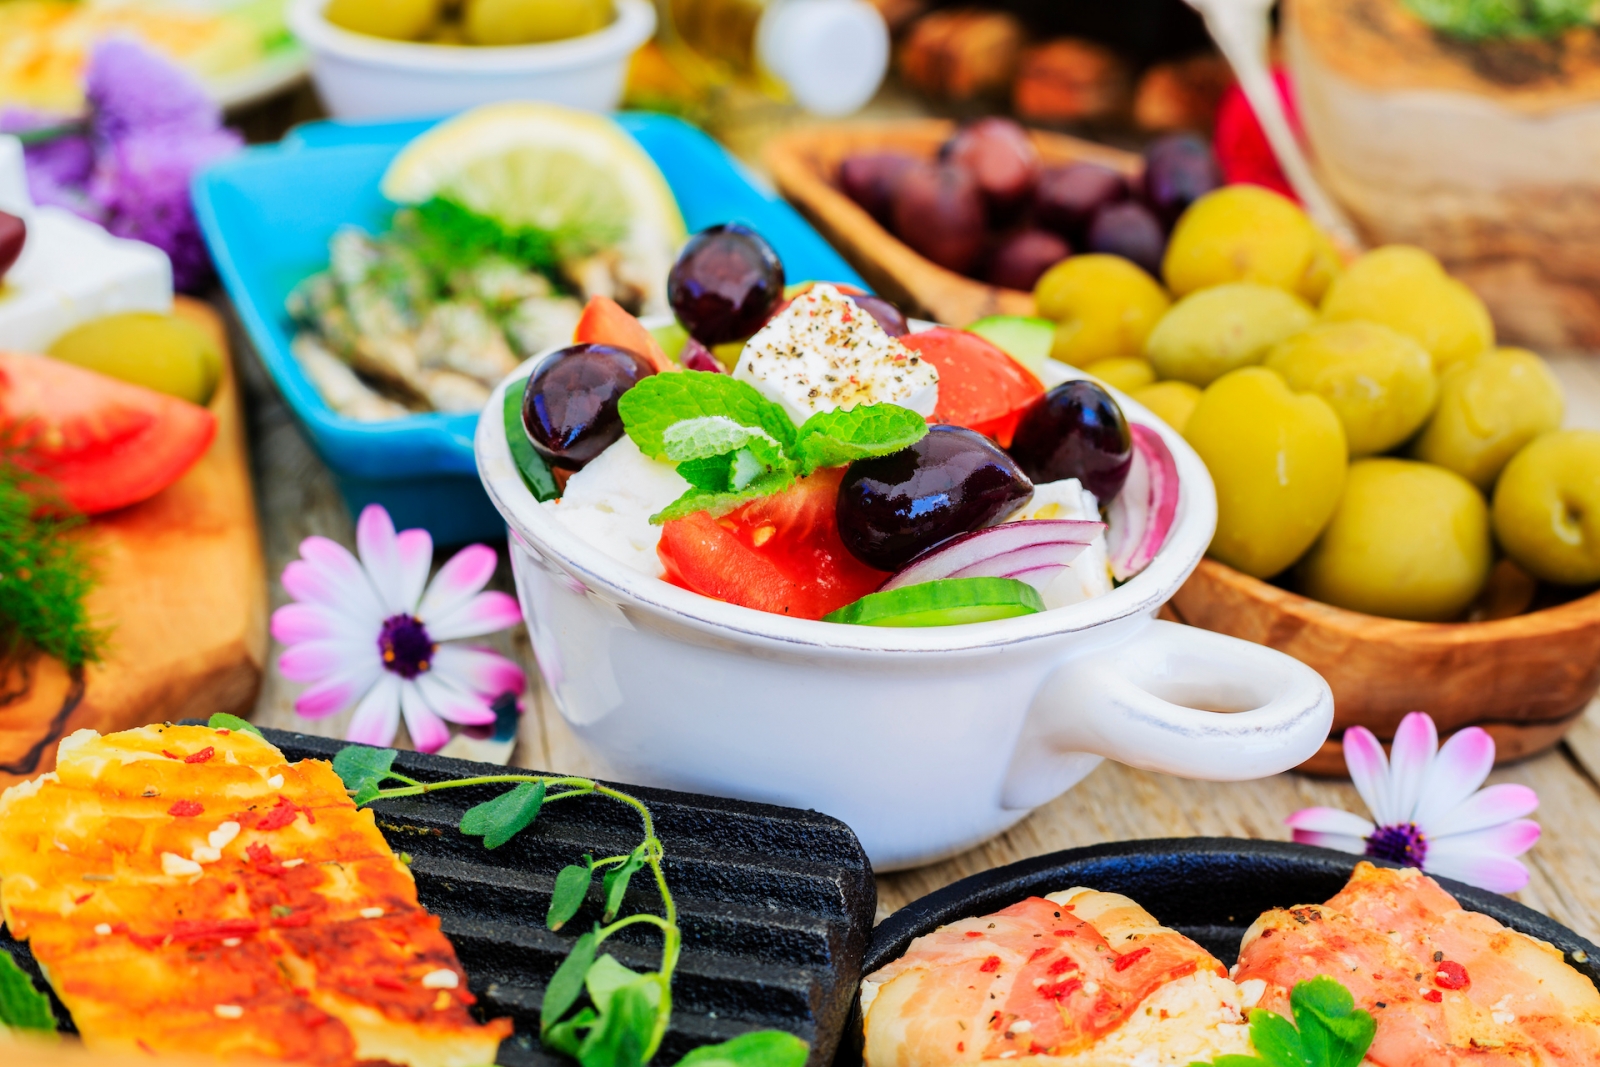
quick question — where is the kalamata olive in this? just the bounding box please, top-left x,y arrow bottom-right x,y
986,230 -> 1070,292
940,117 -> 1041,222
0,210 -> 24,282
668,224 -> 786,346
1141,134 -> 1222,229
839,152 -> 918,227
522,343 -> 655,469
837,425 -> 1034,571
853,294 -> 910,336
891,162 -> 987,275
1086,201 -> 1166,278
1009,380 -> 1133,502
1034,163 -> 1129,244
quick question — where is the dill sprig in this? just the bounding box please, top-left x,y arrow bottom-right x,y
395,197 -> 563,282
0,457 -> 104,676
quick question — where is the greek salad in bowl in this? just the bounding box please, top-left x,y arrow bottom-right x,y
503,224 -> 1180,627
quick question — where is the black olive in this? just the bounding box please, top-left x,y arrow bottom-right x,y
837,425 -> 1034,571
1009,379 -> 1132,502
521,343 -> 655,469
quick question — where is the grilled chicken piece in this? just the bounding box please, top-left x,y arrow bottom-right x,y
0,725 -> 511,1067
1233,861 -> 1600,1066
860,888 -> 1252,1067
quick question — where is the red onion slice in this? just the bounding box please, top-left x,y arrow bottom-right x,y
883,519 -> 1105,593
1106,423 -> 1180,582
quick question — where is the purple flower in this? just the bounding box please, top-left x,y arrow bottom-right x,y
86,37 -> 219,141
89,126 -> 241,291
0,107 -> 99,219
1286,712 -> 1541,894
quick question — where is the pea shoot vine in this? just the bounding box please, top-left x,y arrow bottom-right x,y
325,737 -> 808,1067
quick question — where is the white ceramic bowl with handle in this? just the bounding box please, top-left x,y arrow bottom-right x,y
475,350 -> 1334,870
288,0 -> 656,119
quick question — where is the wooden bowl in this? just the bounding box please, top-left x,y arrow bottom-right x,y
1167,559 -> 1600,774
762,119 -> 1140,326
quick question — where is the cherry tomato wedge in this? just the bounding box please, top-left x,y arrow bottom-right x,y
901,327 -> 1044,447
574,296 -> 675,374
1,351 -> 217,515
657,468 -> 888,620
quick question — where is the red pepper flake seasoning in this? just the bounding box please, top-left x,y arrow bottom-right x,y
184,747 -> 215,764
137,1040 -> 157,1055
272,911 -> 313,929
374,975 -> 407,992
246,841 -> 285,876
987,1011 -> 1004,1030
168,800 -> 204,818
457,988 -> 477,1006
1052,929 -> 1075,937
964,931 -> 984,938
255,795 -> 301,832
1114,947 -> 1151,972
1435,961 -> 1470,990
1039,977 -> 1083,1001
1028,947 -> 1051,962
74,892 -> 93,905
216,729 -> 231,735
1047,956 -> 1079,976
161,750 -> 180,760
956,1043 -> 965,1053
293,987 -> 310,997
1423,989 -> 1443,1003
169,918 -> 261,943
222,882 -> 238,894
979,955 -> 1001,973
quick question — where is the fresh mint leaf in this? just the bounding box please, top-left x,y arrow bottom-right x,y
601,844 -> 649,922
576,976 -> 660,1067
507,380 -> 559,502
1291,977 -> 1375,1067
549,856 -> 594,931
677,1031 -> 810,1067
651,468 -> 796,524
0,949 -> 55,1031
619,372 -> 795,461
1191,1057 -> 1268,1067
792,404 -> 927,475
207,713 -> 264,739
541,928 -> 599,1033
332,745 -> 397,795
662,417 -> 786,464
460,781 -> 546,849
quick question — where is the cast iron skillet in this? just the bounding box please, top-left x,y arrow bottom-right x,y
833,837 -> 1600,1067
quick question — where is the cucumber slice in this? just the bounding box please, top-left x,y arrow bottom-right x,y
505,379 -> 559,501
968,315 -> 1056,375
823,577 -> 1045,627
650,321 -> 689,363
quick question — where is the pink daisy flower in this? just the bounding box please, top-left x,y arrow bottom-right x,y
1287,712 -> 1540,893
271,505 -> 525,753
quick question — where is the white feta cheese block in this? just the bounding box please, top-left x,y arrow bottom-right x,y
1009,478 -> 1114,608
545,436 -> 690,578
734,283 -> 938,425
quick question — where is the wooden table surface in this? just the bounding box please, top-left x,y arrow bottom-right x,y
235,307 -> 1600,938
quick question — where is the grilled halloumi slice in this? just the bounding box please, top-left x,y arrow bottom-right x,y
860,888 -> 1253,1067
0,724 -> 511,1067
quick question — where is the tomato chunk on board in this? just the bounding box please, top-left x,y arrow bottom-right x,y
1,351 -> 217,515
657,468 -> 888,620
901,327 -> 1043,447
573,296 -> 675,373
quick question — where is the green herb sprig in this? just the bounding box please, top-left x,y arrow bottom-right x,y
0,458 -> 104,685
0,948 -> 56,1034
1403,0 -> 1593,40
1193,976 -> 1375,1067
618,371 -> 928,522
316,730 -> 807,1067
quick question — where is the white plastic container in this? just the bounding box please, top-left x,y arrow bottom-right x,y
287,0 -> 656,119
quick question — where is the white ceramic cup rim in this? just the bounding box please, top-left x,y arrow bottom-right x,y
288,0 -> 657,74
476,333 -> 1221,657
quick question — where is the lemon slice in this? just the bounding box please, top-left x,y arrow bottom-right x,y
381,102 -> 687,312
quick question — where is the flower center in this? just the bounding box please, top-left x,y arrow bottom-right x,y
1365,822 -> 1427,868
378,614 -> 434,679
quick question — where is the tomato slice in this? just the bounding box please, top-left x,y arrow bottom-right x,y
574,296 -> 674,374
902,327 -> 1044,447
1,351 -> 217,515
657,468 -> 888,620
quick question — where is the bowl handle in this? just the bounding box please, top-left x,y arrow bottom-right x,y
1000,619 -> 1334,810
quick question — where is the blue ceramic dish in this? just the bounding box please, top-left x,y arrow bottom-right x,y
193,112 -> 866,544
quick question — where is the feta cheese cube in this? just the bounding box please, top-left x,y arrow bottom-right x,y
1010,479 -> 1113,608
546,436 -> 691,578
734,283 -> 938,425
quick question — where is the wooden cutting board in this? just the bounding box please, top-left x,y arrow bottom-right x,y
0,298 -> 268,785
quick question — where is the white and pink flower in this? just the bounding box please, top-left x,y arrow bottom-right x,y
1287,712 -> 1540,893
271,505 -> 525,753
